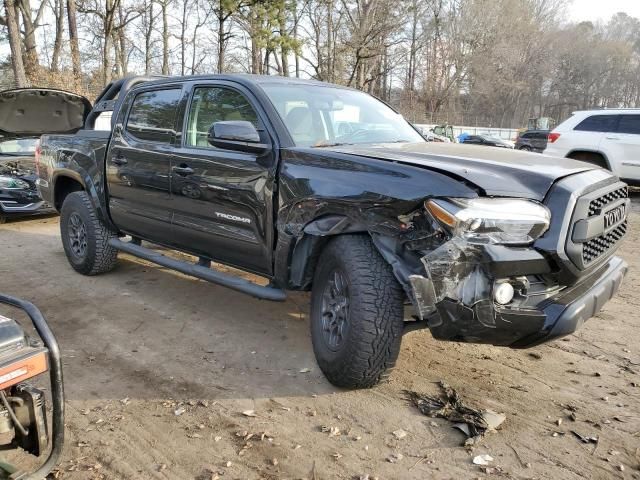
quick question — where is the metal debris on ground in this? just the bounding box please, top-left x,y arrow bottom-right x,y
570,430 -> 598,444
405,382 -> 506,446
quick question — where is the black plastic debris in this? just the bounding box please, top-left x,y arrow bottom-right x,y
405,382 -> 505,446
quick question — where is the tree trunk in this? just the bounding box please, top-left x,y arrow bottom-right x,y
67,0 -> 81,76
51,0 -> 64,72
144,0 -> 154,74
4,0 -> 27,86
180,0 -> 187,76
161,0 -> 169,75
117,2 -> 128,76
217,9 -> 225,73
17,0 -> 40,79
293,2 -> 299,78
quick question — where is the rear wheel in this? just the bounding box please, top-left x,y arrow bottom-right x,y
519,145 -> 531,152
60,191 -> 118,275
310,235 -> 404,388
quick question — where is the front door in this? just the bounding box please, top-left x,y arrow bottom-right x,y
169,83 -> 277,275
106,87 -> 182,243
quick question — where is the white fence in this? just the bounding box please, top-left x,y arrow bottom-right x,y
415,124 -> 520,141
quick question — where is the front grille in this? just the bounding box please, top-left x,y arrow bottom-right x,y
565,179 -> 629,271
582,220 -> 628,265
588,186 -> 628,216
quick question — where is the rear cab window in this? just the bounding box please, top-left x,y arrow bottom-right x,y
574,114 -> 618,133
125,88 -> 181,143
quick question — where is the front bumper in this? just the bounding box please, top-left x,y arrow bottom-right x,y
0,191 -> 55,218
408,239 -> 627,348
511,255 -> 627,347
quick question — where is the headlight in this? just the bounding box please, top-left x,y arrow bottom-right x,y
426,197 -> 550,245
0,175 -> 30,190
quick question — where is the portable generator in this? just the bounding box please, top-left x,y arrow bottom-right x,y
0,294 -> 64,479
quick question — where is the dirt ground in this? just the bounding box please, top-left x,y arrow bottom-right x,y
0,195 -> 639,480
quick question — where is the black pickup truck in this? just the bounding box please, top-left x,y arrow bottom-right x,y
35,75 -> 628,388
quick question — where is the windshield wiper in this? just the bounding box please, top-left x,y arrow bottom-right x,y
312,142 -> 355,148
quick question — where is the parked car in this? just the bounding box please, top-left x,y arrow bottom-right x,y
461,134 -> 514,148
412,125 -> 451,142
0,88 -> 90,223
544,109 -> 640,184
515,129 -> 549,152
37,75 -> 628,389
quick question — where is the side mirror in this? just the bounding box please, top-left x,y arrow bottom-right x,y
207,121 -> 270,154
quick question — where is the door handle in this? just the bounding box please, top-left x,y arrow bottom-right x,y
605,136 -> 620,140
172,166 -> 195,175
112,154 -> 128,165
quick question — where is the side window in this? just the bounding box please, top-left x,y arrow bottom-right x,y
616,115 -> 640,135
574,115 -> 618,133
186,87 -> 259,148
125,89 -> 181,143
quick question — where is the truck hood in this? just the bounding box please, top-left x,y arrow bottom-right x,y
0,88 -> 91,137
324,142 -> 596,200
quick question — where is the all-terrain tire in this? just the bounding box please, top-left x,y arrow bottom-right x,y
60,191 -> 118,275
310,235 -> 405,388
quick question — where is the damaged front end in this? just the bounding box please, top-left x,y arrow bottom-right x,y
403,192 -> 628,348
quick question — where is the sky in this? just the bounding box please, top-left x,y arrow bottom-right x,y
568,0 -> 640,23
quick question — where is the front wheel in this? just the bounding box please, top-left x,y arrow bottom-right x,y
310,235 -> 405,388
60,191 -> 118,275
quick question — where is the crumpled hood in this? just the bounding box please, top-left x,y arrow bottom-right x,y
0,88 -> 91,137
0,156 -> 37,189
322,142 -> 598,200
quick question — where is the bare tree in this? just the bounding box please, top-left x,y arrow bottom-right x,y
67,0 -> 82,76
4,0 -> 27,86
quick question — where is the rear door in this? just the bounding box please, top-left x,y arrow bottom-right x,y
169,82 -> 278,275
604,114 -> 640,181
106,86 -> 182,243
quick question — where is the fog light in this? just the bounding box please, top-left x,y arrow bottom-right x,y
494,282 -> 514,305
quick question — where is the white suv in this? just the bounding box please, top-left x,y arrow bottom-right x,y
544,109 -> 640,184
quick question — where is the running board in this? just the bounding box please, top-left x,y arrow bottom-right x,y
108,239 -> 286,301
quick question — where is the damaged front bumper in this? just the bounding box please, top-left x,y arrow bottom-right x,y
409,238 -> 628,348
0,191 -> 55,219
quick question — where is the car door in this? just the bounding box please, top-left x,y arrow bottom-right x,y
571,114 -> 618,154
169,82 -> 277,275
602,114 -> 640,181
106,86 -> 182,243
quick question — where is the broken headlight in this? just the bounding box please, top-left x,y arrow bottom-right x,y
425,197 -> 550,245
0,175 -> 30,190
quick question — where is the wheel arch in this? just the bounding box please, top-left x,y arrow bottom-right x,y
287,215 -> 370,291
52,170 -> 115,230
283,214 -> 412,298
566,149 -> 611,170
53,172 -> 85,210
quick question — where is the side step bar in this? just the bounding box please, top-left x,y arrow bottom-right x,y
108,239 -> 286,302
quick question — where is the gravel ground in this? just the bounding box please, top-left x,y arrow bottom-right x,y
0,193 -> 638,480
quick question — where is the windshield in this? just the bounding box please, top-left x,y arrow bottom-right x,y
0,138 -> 37,156
260,84 -> 424,147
